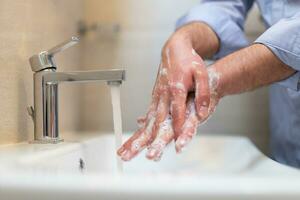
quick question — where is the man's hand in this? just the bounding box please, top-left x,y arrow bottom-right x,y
116,13 -> 296,162
117,23 -> 220,161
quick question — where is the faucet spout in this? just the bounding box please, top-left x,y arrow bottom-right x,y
44,69 -> 125,84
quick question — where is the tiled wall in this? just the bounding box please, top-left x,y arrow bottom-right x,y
0,0 -> 84,144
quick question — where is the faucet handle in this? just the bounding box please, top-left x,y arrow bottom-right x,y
29,37 -> 80,72
47,36 -> 79,57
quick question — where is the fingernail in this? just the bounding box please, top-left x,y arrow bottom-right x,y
137,120 -> 145,128
147,147 -> 163,162
117,146 -> 125,155
175,137 -> 189,153
120,149 -> 127,156
175,145 -> 182,153
198,106 -> 208,119
120,150 -> 131,161
153,153 -> 163,162
179,138 -> 188,146
199,106 -> 208,113
146,148 -> 158,159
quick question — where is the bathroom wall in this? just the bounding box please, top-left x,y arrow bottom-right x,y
81,1 -> 270,152
0,0 -> 270,153
0,0 -> 84,144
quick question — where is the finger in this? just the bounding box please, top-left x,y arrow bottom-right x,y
119,61 -> 170,161
117,124 -> 143,154
169,81 -> 188,139
117,92 -> 169,161
208,94 -> 219,114
155,90 -> 169,123
137,69 -> 166,127
117,127 -> 144,159
175,97 -> 199,153
137,63 -> 165,123
193,62 -> 210,121
152,62 -> 163,95
117,116 -> 156,161
139,63 -> 169,127
143,69 -> 170,141
144,92 -> 170,151
146,114 -> 174,161
137,102 -> 156,128
151,62 -> 168,98
199,94 -> 220,124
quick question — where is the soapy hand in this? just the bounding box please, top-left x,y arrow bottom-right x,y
117,34 -> 220,161
118,95 -> 201,161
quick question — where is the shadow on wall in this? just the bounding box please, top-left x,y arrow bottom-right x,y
17,73 -> 30,142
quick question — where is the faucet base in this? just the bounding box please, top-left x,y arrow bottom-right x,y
29,137 -> 64,144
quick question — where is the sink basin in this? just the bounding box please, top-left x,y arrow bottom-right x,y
0,133 -> 300,200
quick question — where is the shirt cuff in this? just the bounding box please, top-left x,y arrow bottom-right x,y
254,14 -> 300,91
176,4 -> 249,59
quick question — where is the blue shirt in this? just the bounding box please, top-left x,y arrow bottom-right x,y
176,0 -> 300,168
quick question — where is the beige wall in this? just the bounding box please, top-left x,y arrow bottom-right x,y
0,0 -> 84,144
81,1 -> 269,152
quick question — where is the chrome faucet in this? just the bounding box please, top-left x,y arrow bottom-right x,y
27,37 -> 125,143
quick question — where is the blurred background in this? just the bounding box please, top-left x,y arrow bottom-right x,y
0,0 -> 269,153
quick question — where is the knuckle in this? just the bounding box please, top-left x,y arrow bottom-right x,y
159,67 -> 168,77
197,93 -> 210,101
196,92 -> 210,102
171,101 -> 184,112
196,100 -> 210,110
157,85 -> 169,94
194,69 -> 208,79
169,82 -> 186,94
155,114 -> 165,124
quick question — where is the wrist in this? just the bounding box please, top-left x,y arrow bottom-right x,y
174,22 -> 219,58
163,28 -> 193,53
207,65 -> 224,99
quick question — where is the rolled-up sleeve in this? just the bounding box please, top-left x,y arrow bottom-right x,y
176,0 -> 254,59
255,13 -> 300,90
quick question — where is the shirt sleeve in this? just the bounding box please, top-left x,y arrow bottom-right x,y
254,13 -> 300,91
176,0 -> 254,59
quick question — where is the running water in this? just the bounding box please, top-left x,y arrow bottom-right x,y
110,84 -> 123,174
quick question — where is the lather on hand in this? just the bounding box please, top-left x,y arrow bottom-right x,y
117,0 -> 299,164
117,24 -> 221,161
117,18 -> 295,161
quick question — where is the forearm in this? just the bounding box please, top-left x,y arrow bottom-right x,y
166,22 -> 219,58
212,44 -> 296,98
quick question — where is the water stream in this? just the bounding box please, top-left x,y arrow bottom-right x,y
110,84 -> 123,174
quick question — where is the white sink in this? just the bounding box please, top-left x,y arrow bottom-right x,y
0,133 -> 300,200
